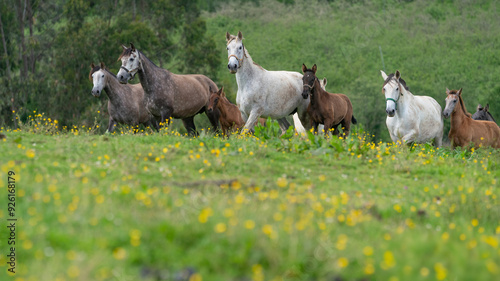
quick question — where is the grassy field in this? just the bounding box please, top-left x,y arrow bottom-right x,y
0,115 -> 499,281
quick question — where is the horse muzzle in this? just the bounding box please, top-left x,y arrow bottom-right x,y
442,111 -> 450,119
228,63 -> 238,74
117,69 -> 132,84
386,109 -> 395,117
91,89 -> 101,97
301,91 -> 310,99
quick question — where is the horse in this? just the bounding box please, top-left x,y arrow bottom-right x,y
443,88 -> 500,148
116,43 -> 219,136
472,104 -> 497,125
89,62 -> 157,133
380,70 -> 443,146
226,31 -> 310,134
207,86 -> 244,136
301,64 -> 357,136
293,77 -> 327,134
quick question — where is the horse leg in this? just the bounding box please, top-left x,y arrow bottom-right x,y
277,117 -> 291,133
292,113 -> 306,134
106,118 -> 116,133
182,116 -> 198,136
242,109 -> 262,134
341,119 -> 351,138
401,130 -> 418,146
160,109 -> 173,128
313,121 -> 319,134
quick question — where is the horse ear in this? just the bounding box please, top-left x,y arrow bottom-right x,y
457,88 -> 462,96
121,44 -> 127,50
217,87 -> 224,96
395,70 -> 401,80
301,64 -> 307,73
380,70 -> 388,80
322,78 -> 327,87
237,31 -> 243,41
446,88 -> 451,95
90,63 -> 95,68
100,62 -> 105,69
312,64 -> 317,74
226,32 -> 231,42
130,43 -> 135,50
485,104 -> 489,111
477,104 -> 483,111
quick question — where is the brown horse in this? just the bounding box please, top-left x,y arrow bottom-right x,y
89,62 -> 157,133
116,44 -> 219,136
207,86 -> 244,136
443,88 -> 500,148
301,64 -> 357,136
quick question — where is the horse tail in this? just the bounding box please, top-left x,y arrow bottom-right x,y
351,115 -> 358,125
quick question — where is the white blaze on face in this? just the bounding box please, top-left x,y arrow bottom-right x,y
92,69 -> 106,97
443,95 -> 458,118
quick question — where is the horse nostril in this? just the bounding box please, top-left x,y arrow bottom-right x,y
227,65 -> 230,69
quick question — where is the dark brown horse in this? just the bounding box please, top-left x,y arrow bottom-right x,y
116,44 -> 219,135
443,88 -> 500,148
301,64 -> 357,136
472,104 -> 497,125
207,86 -> 244,136
89,62 -> 157,133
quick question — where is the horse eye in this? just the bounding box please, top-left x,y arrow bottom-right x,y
130,58 -> 134,61
227,47 -> 229,50
239,46 -> 242,50
102,74 -> 104,78
395,87 -> 399,91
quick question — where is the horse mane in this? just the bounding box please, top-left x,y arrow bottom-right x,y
382,73 -> 409,91
451,89 -> 472,117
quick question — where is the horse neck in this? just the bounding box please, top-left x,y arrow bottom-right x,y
104,71 -> 126,103
451,95 -> 471,125
310,78 -> 324,105
137,51 -> 170,93
235,49 -> 261,88
217,97 -> 233,118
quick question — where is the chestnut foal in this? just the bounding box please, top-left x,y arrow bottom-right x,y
207,87 -> 244,136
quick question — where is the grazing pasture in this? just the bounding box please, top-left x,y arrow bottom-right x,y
1,117 -> 499,281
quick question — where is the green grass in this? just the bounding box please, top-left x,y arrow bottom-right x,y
0,116 -> 499,281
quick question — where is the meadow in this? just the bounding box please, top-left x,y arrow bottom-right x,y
0,115 -> 499,281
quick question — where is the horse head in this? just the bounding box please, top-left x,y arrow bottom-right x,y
381,70 -> 408,117
443,88 -> 462,118
320,77 -> 327,90
117,43 -> 141,84
207,86 -> 224,113
301,63 -> 318,99
90,62 -> 106,97
226,31 -> 245,74
472,103 -> 494,121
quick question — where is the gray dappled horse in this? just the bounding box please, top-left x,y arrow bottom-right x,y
117,44 -> 219,136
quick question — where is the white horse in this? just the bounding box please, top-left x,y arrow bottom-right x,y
380,70 -> 443,146
226,31 -> 309,133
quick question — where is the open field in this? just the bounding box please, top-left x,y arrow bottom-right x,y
1,116 -> 499,281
